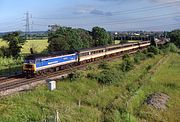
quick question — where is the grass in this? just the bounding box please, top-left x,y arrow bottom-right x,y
0,52 -> 171,122
0,38 -> 8,47
114,40 -> 140,44
21,39 -> 48,54
134,53 -> 180,122
0,57 -> 23,76
0,39 -> 48,76
0,39 -> 48,54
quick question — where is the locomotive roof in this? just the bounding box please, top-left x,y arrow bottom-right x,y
25,50 -> 76,60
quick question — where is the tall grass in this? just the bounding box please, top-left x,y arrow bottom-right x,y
0,51 -> 179,121
0,57 -> 23,76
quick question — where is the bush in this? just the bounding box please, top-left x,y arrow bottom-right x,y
122,54 -> 130,60
98,61 -> 109,69
146,52 -> 155,58
167,43 -> 177,53
98,68 -> 124,85
68,70 -> 83,81
148,46 -> 159,55
134,56 -> 140,64
121,58 -> 134,72
0,46 -> 10,57
134,52 -> 146,64
87,72 -> 99,80
142,49 -> 148,55
87,65 -> 96,70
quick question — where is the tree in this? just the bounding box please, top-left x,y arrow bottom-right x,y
169,30 -> 180,47
2,32 -> 25,57
92,26 -> 112,46
48,27 -> 93,52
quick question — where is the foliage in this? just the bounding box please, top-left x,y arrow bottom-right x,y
0,46 -> 10,57
134,51 -> 146,64
122,54 -> 130,60
168,29 -> 180,47
166,43 -> 177,53
48,27 -> 93,52
121,58 -> 134,72
2,32 -> 26,57
0,39 -> 48,55
92,26 -> 112,46
98,68 -> 123,85
147,46 -> 159,55
0,56 -> 23,76
1,53 -> 177,122
68,70 -> 84,81
146,52 -> 155,58
98,61 -> 109,69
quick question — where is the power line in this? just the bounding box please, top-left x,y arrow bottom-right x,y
33,12 -> 180,28
32,1 -> 180,20
77,12 -> 180,26
119,22 -> 180,31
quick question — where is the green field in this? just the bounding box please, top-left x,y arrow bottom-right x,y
114,40 -> 140,44
134,53 -> 180,122
0,38 -> 7,47
0,39 -> 48,54
0,39 -> 48,76
21,39 -> 48,54
0,51 -> 179,121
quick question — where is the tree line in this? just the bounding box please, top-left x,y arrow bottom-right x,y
0,28 -> 179,58
48,26 -> 112,52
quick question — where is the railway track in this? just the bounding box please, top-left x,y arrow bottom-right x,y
0,50 -> 138,95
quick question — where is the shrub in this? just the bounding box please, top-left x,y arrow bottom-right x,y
148,46 -> 159,55
134,56 -> 140,64
142,49 -> 148,54
134,51 -> 146,64
121,58 -> 134,72
68,70 -> 83,81
146,52 -> 155,58
87,72 -> 99,80
167,43 -> 177,53
87,65 -> 96,70
98,68 -> 123,85
0,46 -> 10,57
98,61 -> 109,69
122,54 -> 130,60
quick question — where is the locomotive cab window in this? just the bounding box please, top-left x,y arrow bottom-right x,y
24,60 -> 35,64
25,64 -> 33,68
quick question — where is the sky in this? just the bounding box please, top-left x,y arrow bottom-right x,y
0,0 -> 180,32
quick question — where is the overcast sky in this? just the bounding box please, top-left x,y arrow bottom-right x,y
0,0 -> 180,32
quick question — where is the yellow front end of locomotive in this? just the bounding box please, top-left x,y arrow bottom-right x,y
23,64 -> 36,73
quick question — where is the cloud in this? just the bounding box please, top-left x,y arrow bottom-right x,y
90,9 -> 112,16
98,0 -> 121,1
150,0 -> 180,3
98,0 -> 180,3
74,5 -> 112,16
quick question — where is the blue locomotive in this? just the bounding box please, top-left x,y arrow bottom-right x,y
23,51 -> 78,77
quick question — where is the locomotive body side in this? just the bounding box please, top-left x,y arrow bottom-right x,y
23,53 -> 78,76
35,53 -> 78,71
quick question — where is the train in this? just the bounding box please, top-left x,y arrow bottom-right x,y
23,41 -> 151,77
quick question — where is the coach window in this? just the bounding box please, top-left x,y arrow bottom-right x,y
80,52 -> 89,56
